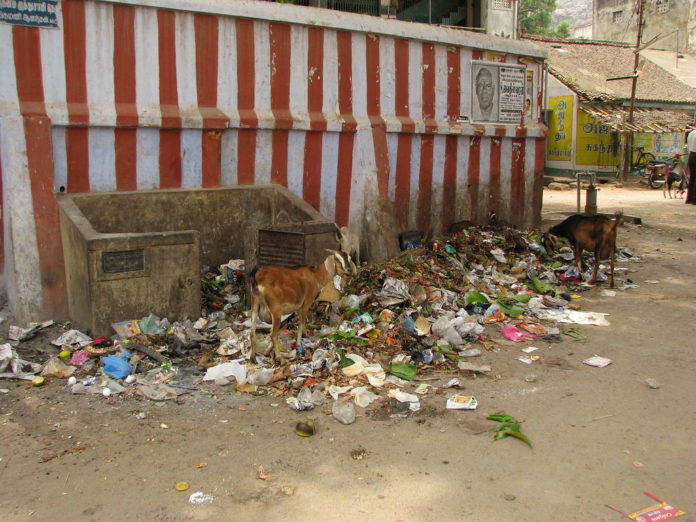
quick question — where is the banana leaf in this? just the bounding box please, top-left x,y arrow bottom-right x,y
494,299 -> 525,318
487,413 -> 533,449
525,277 -> 556,295
465,292 -> 490,306
387,362 -> 418,381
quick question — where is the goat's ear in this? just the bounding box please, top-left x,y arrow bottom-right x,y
347,256 -> 357,275
323,250 -> 340,272
333,251 -> 347,272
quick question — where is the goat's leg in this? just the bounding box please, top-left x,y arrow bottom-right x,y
249,296 -> 259,360
609,243 -> 616,288
589,245 -> 600,285
295,299 -> 314,351
270,311 -> 282,361
574,244 -> 584,276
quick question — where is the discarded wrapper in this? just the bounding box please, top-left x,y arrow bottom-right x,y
351,312 -> 373,324
189,492 -> 215,504
111,320 -> 141,338
458,361 -> 492,373
606,492 -> 685,521
583,355 -> 612,368
518,355 -> 539,364
446,395 -> 478,410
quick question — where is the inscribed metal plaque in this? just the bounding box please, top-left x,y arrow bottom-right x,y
102,250 -> 145,274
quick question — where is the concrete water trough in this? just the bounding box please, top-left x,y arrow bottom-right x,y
58,185 -> 340,336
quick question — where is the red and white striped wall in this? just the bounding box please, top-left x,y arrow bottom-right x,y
0,0 -> 547,322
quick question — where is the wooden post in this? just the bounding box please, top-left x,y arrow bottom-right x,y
620,0 -> 644,181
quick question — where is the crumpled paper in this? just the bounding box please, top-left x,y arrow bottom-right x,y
388,389 -> 420,412
51,329 -> 93,347
137,383 -> 179,401
351,386 -> 379,407
340,354 -> 385,387
534,308 -> 610,326
377,278 -> 411,306
287,386 -> 325,411
0,343 -> 42,380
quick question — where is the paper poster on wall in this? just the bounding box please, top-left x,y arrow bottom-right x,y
575,110 -> 619,166
525,70 -> 534,115
471,62 -> 525,124
655,133 -> 683,154
633,132 -> 684,157
547,96 -> 573,161
632,133 -> 652,152
485,52 -> 507,63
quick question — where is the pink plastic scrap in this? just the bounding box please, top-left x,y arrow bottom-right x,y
501,325 -> 536,342
69,350 -> 90,366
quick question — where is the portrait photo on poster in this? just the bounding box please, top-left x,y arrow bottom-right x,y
471,62 -> 526,124
472,64 -> 499,123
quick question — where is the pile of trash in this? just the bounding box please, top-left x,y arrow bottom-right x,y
1,224 -> 640,423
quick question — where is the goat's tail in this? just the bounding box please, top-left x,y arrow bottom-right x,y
248,267 -> 260,296
612,211 -> 623,230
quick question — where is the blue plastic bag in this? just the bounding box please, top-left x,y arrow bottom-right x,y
101,355 -> 133,380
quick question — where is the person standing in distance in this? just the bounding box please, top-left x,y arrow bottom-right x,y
686,126 -> 696,204
474,67 -> 497,122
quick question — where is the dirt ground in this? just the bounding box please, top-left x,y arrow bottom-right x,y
1,180 -> 695,522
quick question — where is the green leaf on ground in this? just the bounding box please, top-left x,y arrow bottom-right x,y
386,362 -> 418,381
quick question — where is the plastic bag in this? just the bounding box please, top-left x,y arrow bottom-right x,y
41,357 -> 76,378
501,325 -> 536,342
100,355 -> 133,380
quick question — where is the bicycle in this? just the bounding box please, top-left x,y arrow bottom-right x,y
630,146 -> 656,178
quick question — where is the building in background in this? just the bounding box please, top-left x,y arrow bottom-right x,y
571,22 -> 593,39
593,0 -> 696,53
263,0 -> 520,38
529,37 -> 696,178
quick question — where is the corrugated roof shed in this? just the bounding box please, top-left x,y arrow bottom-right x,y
581,103 -> 695,131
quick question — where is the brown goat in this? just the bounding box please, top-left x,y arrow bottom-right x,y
249,251 -> 352,360
543,212 -> 623,287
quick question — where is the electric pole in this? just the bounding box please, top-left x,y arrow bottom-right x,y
620,0 -> 645,181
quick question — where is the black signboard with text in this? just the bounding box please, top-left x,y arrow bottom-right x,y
1,0 -> 58,28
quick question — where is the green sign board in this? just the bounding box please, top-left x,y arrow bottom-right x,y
1,0 -> 58,28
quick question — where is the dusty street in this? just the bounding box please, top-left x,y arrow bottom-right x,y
1,181 -> 695,522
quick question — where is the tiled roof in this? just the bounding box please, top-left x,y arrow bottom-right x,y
526,36 -> 696,105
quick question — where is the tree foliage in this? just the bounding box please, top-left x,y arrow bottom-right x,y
554,20 -> 572,38
519,0 -> 557,36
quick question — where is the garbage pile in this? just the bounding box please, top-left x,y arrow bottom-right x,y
1,224 -> 639,422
